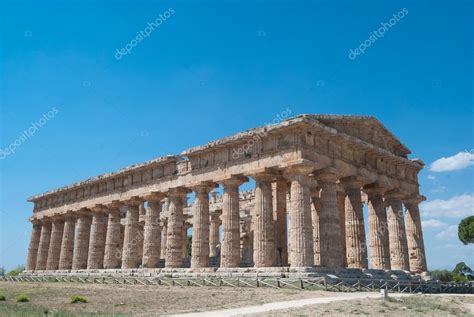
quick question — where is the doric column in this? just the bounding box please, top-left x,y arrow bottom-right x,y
386,190 -> 410,271
46,216 -> 65,270
336,188 -> 347,267
103,202 -> 122,269
72,210 -> 92,270
365,186 -> 391,270
284,166 -> 314,268
405,195 -> 427,273
121,198 -> 142,269
142,193 -> 165,268
26,219 -> 42,271
341,177 -> 368,269
160,220 -> 168,260
191,183 -> 215,268
273,180 -> 288,266
310,187 -> 321,266
87,206 -> 108,269
165,188 -> 188,268
58,213 -> 76,270
209,213 -> 221,257
314,169 -> 343,268
218,176 -> 248,268
252,172 -> 276,267
35,218 -> 52,270
182,221 -> 189,258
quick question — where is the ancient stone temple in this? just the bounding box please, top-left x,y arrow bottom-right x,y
25,115 -> 428,275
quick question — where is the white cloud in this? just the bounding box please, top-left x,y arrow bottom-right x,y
422,219 -> 448,228
430,151 -> 474,172
436,225 -> 458,239
427,175 -> 436,180
420,194 -> 474,218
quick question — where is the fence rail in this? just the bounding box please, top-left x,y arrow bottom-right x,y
0,275 -> 472,294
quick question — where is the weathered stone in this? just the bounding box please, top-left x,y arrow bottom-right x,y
26,219 -> 42,271
58,213 -> 76,269
209,213 -> 220,258
46,216 -> 64,270
191,183 -> 214,268
121,199 -> 142,269
87,207 -> 108,269
142,193 -> 165,268
273,180 -> 288,266
72,211 -> 92,270
165,188 -> 188,268
405,195 -> 427,273
386,191 -> 410,271
35,219 -> 52,270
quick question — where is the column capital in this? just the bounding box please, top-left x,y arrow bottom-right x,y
363,183 -> 388,196
385,189 -> 406,201
217,175 -> 248,188
105,200 -> 123,210
405,194 -> 426,205
166,187 -> 189,197
63,211 -> 77,221
339,175 -> 367,190
39,216 -> 53,224
189,181 -> 217,194
310,186 -> 321,198
91,204 -> 108,214
123,196 -> 144,207
142,191 -> 167,202
29,217 -> 41,225
313,167 -> 339,183
51,214 -> 65,223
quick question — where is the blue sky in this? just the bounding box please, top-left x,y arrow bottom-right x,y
1,0 -> 472,271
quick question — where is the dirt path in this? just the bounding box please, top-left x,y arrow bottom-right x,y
170,292 -> 412,317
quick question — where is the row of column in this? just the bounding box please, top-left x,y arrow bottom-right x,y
26,168 -> 427,273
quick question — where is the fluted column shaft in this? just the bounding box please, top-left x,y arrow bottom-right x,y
310,191 -> 321,266
343,183 -> 368,269
405,198 -> 427,273
337,190 -> 347,267
209,215 -> 220,257
367,189 -> 391,270
26,220 -> 42,271
387,196 -> 410,270
191,185 -> 213,268
87,210 -> 108,269
121,201 -> 141,269
166,188 -> 187,268
286,168 -> 314,267
46,217 -> 64,270
273,180 -> 288,266
219,177 -> 247,268
58,215 -> 76,270
253,175 -> 276,267
317,171 -> 344,268
72,213 -> 92,270
160,221 -> 168,260
35,220 -> 52,270
103,207 -> 122,269
142,197 -> 164,268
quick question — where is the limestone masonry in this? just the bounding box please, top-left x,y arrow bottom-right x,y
25,114 -> 427,275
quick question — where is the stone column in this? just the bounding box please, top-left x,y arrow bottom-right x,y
58,213 -> 76,270
191,183 -> 214,268
209,213 -> 221,258
160,220 -> 168,260
182,222 -> 189,258
46,216 -> 65,270
310,188 -> 321,266
273,180 -> 288,266
72,211 -> 92,270
336,188 -> 347,267
121,198 -> 142,269
142,193 -> 165,268
285,166 -> 314,268
365,186 -> 391,270
315,169 -> 344,268
87,206 -> 108,269
386,191 -> 410,271
341,177 -> 368,269
35,218 -> 52,270
165,188 -> 188,268
103,203 -> 122,269
26,219 -> 42,271
405,195 -> 427,273
252,173 -> 276,267
219,176 -> 248,268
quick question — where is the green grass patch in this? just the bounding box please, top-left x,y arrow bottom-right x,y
70,295 -> 88,304
15,294 -> 29,302
0,295 -> 5,301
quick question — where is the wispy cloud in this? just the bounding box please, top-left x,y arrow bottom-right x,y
430,151 -> 474,172
422,219 -> 448,228
436,225 -> 458,239
420,194 -> 474,218
427,175 -> 436,180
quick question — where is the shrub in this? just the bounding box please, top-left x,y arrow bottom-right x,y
70,295 -> 87,304
7,265 -> 25,277
0,295 -> 5,301
16,294 -> 29,302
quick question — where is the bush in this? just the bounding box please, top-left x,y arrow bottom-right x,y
70,295 -> 87,304
7,265 -> 25,277
0,295 -> 5,301
16,294 -> 29,302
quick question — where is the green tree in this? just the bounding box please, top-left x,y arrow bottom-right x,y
0,267 -> 4,276
458,216 -> 474,245
6,265 -> 25,276
453,262 -> 472,275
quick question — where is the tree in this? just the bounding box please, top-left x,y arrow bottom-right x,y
453,262 -> 472,275
0,267 -> 4,276
6,265 -> 25,276
458,216 -> 474,245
